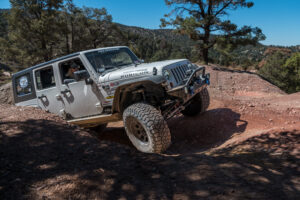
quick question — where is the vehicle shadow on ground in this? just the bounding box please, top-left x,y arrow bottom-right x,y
167,108 -> 247,154
93,108 -> 247,155
0,119 -> 299,199
90,126 -> 132,147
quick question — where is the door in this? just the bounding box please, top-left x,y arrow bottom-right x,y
58,57 -> 103,119
33,65 -> 64,116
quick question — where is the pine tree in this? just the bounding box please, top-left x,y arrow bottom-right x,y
259,51 -> 290,92
283,53 -> 300,92
0,9 -> 8,38
161,0 -> 265,64
6,0 -> 65,66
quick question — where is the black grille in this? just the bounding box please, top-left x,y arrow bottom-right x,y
170,64 -> 188,84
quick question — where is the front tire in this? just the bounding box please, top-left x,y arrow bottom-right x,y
123,103 -> 171,153
181,87 -> 210,116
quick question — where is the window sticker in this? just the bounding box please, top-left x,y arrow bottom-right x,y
19,76 -> 28,88
16,73 -> 32,96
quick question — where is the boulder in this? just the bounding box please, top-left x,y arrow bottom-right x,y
2,71 -> 11,77
0,82 -> 14,104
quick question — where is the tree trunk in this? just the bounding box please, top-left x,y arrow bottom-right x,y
41,38 -> 49,61
65,33 -> 70,54
202,48 -> 209,65
71,22 -> 74,52
202,25 -> 210,65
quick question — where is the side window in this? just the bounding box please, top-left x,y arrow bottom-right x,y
59,58 -> 85,83
35,66 -> 56,90
15,73 -> 32,96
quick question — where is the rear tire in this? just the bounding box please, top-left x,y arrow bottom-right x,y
181,87 -> 210,116
123,103 -> 171,153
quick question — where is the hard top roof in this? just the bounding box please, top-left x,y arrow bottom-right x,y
13,46 -> 128,77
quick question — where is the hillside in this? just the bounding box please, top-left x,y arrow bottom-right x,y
0,65 -> 299,199
1,8 -> 299,73
115,23 -> 193,46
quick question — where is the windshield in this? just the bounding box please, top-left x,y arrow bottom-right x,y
85,47 -> 139,73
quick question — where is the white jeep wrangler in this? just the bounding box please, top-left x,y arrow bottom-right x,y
12,46 -> 210,153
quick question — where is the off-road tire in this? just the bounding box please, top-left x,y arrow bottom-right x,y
123,103 -> 171,153
181,87 -> 210,116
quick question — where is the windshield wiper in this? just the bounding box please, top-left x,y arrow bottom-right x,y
104,65 -> 117,70
116,63 -> 133,67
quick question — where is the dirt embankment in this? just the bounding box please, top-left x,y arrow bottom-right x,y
206,66 -> 286,99
0,66 -> 299,199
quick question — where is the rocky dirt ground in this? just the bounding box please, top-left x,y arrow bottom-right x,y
0,66 -> 299,199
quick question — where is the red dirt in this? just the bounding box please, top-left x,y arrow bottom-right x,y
0,66 -> 299,199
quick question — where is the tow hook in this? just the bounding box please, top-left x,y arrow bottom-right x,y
184,85 -> 195,95
189,85 -> 195,95
205,73 -> 210,85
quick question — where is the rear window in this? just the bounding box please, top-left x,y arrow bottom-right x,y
15,73 -> 32,96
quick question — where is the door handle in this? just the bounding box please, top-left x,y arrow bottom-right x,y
56,94 -> 62,100
61,89 -> 71,94
38,94 -> 46,99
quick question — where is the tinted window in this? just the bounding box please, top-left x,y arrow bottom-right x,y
15,73 -> 32,96
35,66 -> 56,90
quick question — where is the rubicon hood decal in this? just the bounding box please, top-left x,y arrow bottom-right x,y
120,69 -> 150,79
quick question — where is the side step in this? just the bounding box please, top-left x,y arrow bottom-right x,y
67,113 -> 121,127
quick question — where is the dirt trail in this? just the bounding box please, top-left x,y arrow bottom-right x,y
0,66 -> 299,199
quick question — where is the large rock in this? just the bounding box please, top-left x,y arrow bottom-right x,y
0,82 -> 14,104
2,71 -> 11,77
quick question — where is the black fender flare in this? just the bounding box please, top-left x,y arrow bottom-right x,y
112,76 -> 165,113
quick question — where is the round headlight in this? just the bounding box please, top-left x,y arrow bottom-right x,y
163,70 -> 170,80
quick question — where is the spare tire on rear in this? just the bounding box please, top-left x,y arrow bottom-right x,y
123,103 -> 171,153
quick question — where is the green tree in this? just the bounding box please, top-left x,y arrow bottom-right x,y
283,53 -> 300,92
1,0 -> 115,66
259,51 -> 300,93
79,7 -> 113,49
59,0 -> 81,54
4,0 -> 65,66
161,0 -> 265,64
0,10 -> 8,38
59,2 -> 114,52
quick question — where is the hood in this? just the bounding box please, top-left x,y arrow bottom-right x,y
100,59 -> 189,83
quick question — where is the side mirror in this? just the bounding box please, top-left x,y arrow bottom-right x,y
97,68 -> 105,73
85,78 -> 93,85
74,70 -> 90,82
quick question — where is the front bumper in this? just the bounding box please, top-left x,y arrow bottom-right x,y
167,67 -> 210,103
